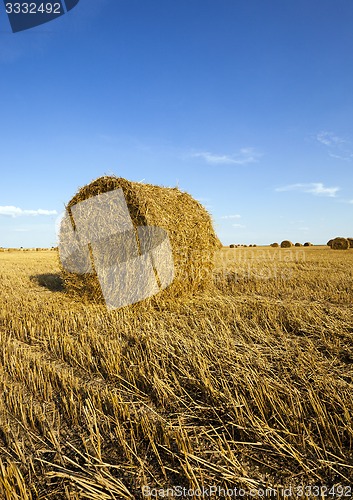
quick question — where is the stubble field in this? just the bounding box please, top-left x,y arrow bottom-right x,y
0,246 -> 352,498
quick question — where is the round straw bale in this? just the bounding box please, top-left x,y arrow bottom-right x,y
280,240 -> 293,248
60,176 -> 221,302
331,237 -> 349,250
327,239 -> 333,247
348,238 -> 353,248
303,242 -> 313,247
295,242 -> 302,247
229,244 -> 235,248
271,242 -> 279,247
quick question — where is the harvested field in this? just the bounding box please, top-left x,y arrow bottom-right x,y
0,247 -> 352,497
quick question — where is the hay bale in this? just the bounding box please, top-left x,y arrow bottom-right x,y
348,238 -> 353,248
327,239 -> 333,247
60,176 -> 221,303
253,244 -> 257,247
295,242 -> 302,247
280,240 -> 293,248
271,242 -> 279,247
331,237 -> 349,250
229,244 -> 235,248
303,242 -> 312,247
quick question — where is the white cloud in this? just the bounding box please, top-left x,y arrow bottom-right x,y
329,152 -> 353,161
0,206 -> 58,217
316,131 -> 353,161
275,183 -> 339,198
316,131 -> 345,147
192,148 -> 261,165
220,214 -> 241,219
233,223 -> 246,228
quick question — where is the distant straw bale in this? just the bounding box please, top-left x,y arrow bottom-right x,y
331,237 -> 349,250
60,176 -> 221,303
303,242 -> 313,247
348,238 -> 353,248
271,242 -> 279,247
281,240 -> 293,248
327,239 -> 333,247
295,243 -> 302,247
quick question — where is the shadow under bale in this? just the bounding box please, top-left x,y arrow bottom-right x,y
31,274 -> 64,292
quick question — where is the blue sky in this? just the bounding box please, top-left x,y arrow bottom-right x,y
0,0 -> 352,247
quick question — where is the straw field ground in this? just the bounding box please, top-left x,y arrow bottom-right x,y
0,246 -> 352,498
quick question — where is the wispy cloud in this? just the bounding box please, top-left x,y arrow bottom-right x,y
329,152 -> 353,161
220,214 -> 241,219
316,131 -> 345,147
275,183 -> 339,198
316,131 -> 353,161
0,206 -> 57,217
191,148 -> 261,165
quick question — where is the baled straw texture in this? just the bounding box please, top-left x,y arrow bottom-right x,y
60,176 -> 221,303
295,242 -> 302,247
327,239 -> 333,247
303,242 -> 313,247
281,240 -> 293,248
271,242 -> 279,247
331,237 -> 349,250
348,238 -> 353,248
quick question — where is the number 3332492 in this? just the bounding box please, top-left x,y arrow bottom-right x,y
5,3 -> 62,14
